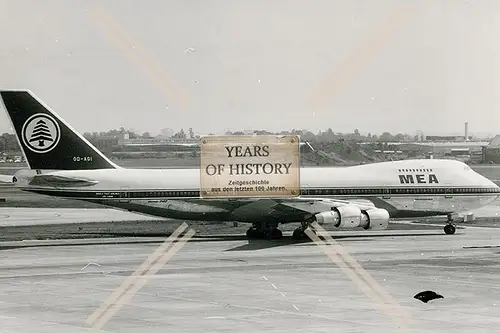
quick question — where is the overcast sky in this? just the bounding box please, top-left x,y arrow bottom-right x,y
0,0 -> 499,137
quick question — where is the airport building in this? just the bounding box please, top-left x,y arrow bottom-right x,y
85,132 -> 500,164
482,135 -> 500,164
363,140 -> 491,163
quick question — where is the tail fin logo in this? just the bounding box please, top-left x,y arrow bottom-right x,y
21,113 -> 61,153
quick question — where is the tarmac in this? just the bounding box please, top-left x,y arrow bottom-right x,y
1,212 -> 500,332
0,207 -> 163,227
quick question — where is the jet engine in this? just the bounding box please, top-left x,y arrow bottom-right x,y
315,205 -> 363,228
360,208 -> 390,230
314,206 -> 389,230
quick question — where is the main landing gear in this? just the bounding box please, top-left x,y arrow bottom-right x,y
292,222 -> 312,240
246,222 -> 283,240
444,213 -> 456,235
245,221 -> 316,241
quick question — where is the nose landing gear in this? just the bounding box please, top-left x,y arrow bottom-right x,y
444,213 -> 456,235
444,223 -> 456,235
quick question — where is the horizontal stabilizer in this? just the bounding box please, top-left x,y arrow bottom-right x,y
27,174 -> 99,188
0,174 -> 13,183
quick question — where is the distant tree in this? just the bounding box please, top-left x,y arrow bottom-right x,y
395,133 -> 405,142
379,132 -> 394,142
172,128 -> 187,139
301,130 -> 316,142
0,133 -> 19,151
253,130 -> 273,135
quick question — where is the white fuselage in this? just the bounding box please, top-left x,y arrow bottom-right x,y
18,159 -> 500,222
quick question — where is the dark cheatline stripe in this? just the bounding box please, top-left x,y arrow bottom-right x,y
24,186 -> 500,199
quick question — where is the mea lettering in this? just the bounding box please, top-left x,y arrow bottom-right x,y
225,145 -> 270,158
399,174 -> 439,184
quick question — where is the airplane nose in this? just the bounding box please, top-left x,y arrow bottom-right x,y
487,176 -> 500,189
484,174 -> 500,197
473,168 -> 497,185
472,169 -> 500,194
488,178 -> 499,190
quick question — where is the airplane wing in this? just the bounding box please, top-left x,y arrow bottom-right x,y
189,196 -> 390,230
277,197 -> 376,213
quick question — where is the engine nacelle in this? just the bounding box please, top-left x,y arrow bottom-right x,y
315,205 -> 363,228
360,208 -> 390,230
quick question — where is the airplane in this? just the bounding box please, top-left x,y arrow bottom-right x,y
1,90 -> 499,240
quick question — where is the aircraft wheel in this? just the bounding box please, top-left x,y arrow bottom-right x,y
267,229 -> 283,240
246,228 -> 259,239
444,224 -> 456,235
292,229 -> 301,240
292,228 -> 306,240
246,228 -> 254,239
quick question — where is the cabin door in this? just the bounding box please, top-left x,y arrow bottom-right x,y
119,186 -> 130,203
445,186 -> 453,199
382,187 -> 391,199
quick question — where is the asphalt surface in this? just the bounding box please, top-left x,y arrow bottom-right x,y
2,224 -> 500,332
0,206 -> 453,242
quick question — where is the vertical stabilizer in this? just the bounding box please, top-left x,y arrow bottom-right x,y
0,90 -> 119,170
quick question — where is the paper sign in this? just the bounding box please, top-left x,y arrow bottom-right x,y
200,135 -> 300,198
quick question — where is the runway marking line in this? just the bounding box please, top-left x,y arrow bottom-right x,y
86,222 -> 195,330
305,222 -> 413,330
261,275 -> 300,311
